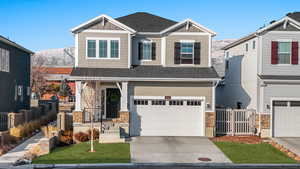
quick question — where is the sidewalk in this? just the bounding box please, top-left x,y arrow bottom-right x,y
0,132 -> 43,169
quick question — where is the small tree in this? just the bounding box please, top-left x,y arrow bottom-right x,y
81,81 -> 97,152
59,79 -> 72,101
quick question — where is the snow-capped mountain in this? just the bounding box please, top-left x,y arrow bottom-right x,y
33,39 -> 236,69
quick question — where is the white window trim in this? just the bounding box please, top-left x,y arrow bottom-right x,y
180,40 -> 194,65
140,40 -> 152,61
86,37 -> 120,59
0,48 -> 10,72
277,41 -> 292,65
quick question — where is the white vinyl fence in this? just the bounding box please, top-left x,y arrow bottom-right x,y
216,109 -> 256,135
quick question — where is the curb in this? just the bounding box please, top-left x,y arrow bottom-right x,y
17,163 -> 300,168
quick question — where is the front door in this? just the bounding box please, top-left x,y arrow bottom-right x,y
106,88 -> 121,119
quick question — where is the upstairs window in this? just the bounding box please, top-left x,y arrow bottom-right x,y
245,43 -> 248,52
253,41 -> 256,49
142,42 -> 152,60
180,42 -> 194,64
87,40 -> 96,58
86,38 -> 120,59
0,48 -> 9,72
99,40 -> 107,58
278,42 -> 291,64
174,41 -> 200,65
111,40 -> 119,58
138,41 -> 156,61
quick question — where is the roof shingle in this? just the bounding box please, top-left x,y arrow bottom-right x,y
71,65 -> 219,79
116,12 -> 177,32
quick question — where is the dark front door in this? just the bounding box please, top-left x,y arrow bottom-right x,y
106,88 -> 121,118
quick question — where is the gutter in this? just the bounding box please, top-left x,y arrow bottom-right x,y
69,76 -> 221,82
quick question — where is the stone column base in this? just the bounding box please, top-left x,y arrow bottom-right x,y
205,112 -> 216,137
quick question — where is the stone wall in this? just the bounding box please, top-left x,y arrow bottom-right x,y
28,136 -> 57,157
73,111 -> 84,123
205,112 -> 216,137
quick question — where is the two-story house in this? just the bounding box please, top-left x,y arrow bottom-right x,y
218,12 -> 300,137
70,12 -> 219,138
0,35 -> 33,113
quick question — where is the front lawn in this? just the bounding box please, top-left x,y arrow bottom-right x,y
32,142 -> 130,164
214,142 -> 297,164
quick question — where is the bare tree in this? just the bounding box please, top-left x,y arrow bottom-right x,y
81,81 -> 97,152
31,53 -> 48,98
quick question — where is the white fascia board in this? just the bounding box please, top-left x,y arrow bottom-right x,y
82,30 -> 129,33
69,76 -> 220,82
256,16 -> 300,34
160,19 -> 216,36
70,14 -> 136,33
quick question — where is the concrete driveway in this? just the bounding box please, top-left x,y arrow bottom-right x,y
130,136 -> 231,163
273,137 -> 300,156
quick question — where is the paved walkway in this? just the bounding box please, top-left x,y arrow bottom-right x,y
130,136 -> 231,163
273,137 -> 300,156
0,132 -> 43,168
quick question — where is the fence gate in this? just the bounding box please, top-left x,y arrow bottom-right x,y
216,109 -> 256,135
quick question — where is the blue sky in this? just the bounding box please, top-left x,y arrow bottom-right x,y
0,0 -> 299,51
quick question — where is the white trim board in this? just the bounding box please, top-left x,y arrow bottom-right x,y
70,76 -> 220,82
71,14 -> 136,33
161,19 -> 216,36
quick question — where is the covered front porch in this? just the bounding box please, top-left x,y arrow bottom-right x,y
72,80 -> 130,138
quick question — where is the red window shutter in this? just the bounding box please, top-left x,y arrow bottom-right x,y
292,42 -> 298,65
271,41 -> 278,64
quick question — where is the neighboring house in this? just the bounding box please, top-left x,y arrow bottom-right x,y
0,35 -> 33,112
70,12 -> 219,137
41,67 -> 75,101
217,12 -> 300,137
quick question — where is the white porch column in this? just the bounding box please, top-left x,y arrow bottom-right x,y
75,81 -> 82,111
120,82 -> 128,112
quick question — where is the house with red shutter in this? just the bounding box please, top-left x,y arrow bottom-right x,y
217,12 -> 300,138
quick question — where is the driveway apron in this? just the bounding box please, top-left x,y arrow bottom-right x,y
130,136 -> 231,163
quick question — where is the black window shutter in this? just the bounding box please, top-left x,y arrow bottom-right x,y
151,42 -> 156,60
194,42 -> 201,64
174,42 -> 181,64
138,42 -> 143,60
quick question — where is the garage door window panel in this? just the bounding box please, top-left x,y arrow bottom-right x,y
169,100 -> 184,106
134,99 -> 148,105
273,101 -> 288,107
290,101 -> 300,107
151,100 -> 166,105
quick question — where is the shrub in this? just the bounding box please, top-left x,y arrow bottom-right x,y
59,130 -> 73,145
88,128 -> 100,140
74,132 -> 89,142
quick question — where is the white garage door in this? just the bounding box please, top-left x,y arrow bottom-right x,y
273,100 -> 300,137
130,96 -> 205,136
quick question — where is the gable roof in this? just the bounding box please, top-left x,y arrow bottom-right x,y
223,12 -> 300,50
161,19 -> 216,35
71,14 -> 136,33
287,12 -> 300,22
0,35 -> 33,54
71,12 -> 216,35
116,12 -> 177,32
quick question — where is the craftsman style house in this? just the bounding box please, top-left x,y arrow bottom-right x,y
70,12 -> 219,139
218,12 -> 300,137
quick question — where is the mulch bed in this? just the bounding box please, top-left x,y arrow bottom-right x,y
211,135 -> 264,144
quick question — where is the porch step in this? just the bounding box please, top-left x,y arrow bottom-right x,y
99,122 -> 124,143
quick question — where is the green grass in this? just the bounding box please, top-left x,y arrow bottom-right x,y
214,142 -> 298,164
32,142 -> 130,164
